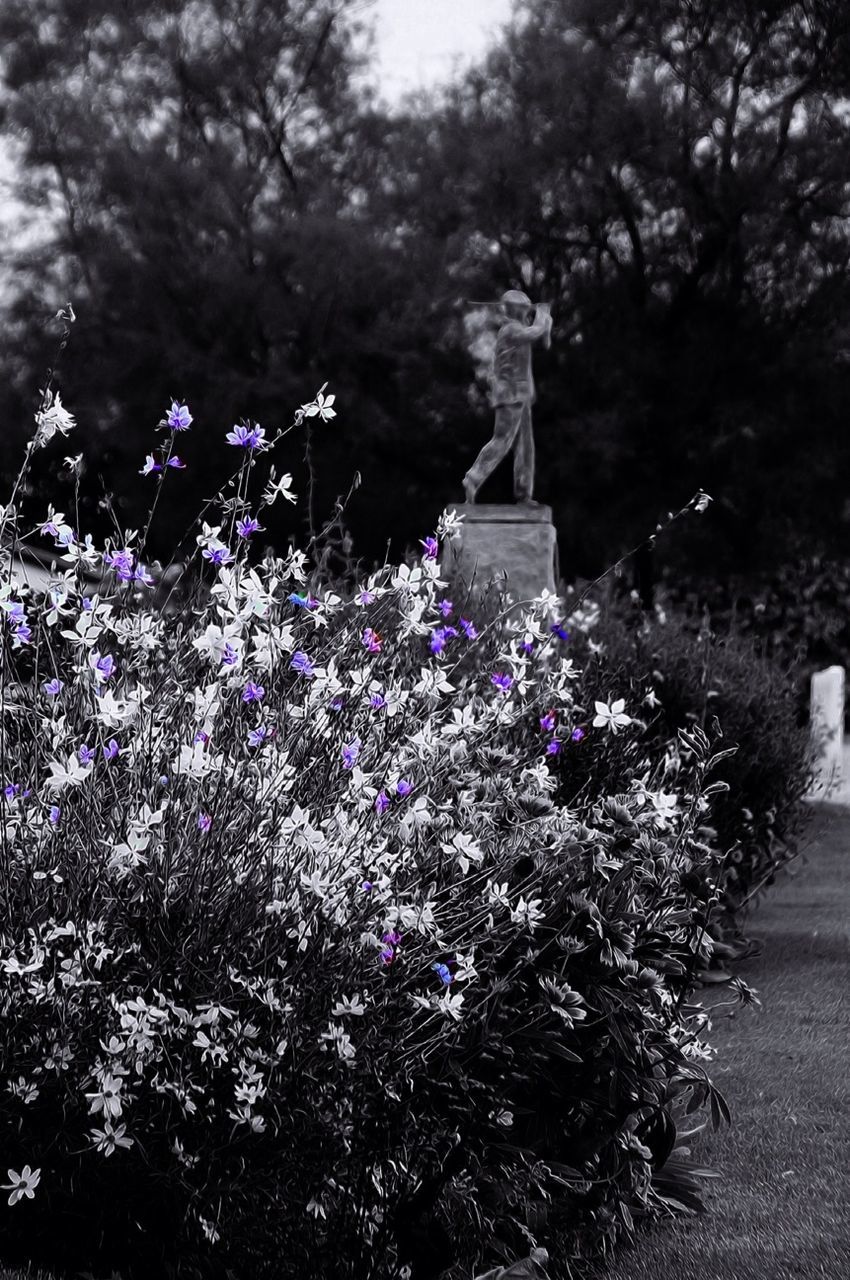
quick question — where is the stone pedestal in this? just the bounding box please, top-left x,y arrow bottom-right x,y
442,504 -> 557,602
808,665 -> 845,799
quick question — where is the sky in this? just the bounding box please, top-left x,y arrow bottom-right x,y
368,0 -> 514,99
0,1 -> 515,251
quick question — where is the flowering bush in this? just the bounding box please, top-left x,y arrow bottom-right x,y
553,598 -> 812,915
661,556 -> 850,737
0,381 -> 750,1278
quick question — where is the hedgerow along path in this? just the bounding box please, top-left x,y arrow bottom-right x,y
2,813 -> 847,1280
601,805 -> 850,1280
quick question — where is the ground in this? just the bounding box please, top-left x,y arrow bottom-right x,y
601,805 -> 850,1280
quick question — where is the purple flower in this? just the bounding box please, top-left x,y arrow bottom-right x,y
13,625 -> 31,646
546,739 -> 561,756
202,545 -> 234,567
226,423 -> 266,449
93,652 -> 115,682
357,589 -> 376,606
342,738 -> 361,770
491,672 -> 513,692
221,643 -> 238,667
369,692 -> 387,711
551,622 -> 570,642
539,710 -> 556,733
43,678 -> 64,696
380,930 -> 403,965
290,651 -> 315,679
459,618 -> 478,641
420,535 -> 439,560
362,627 -> 382,654
166,456 -> 186,469
330,695 -> 345,712
78,745 -> 95,766
375,791 -> 390,815
571,726 -> 586,743
429,625 -> 457,656
3,783 -> 19,801
194,730 -> 209,746
106,548 -> 134,580
362,880 -> 374,892
396,779 -> 413,798
248,724 -> 273,748
159,775 -> 169,786
166,401 -> 193,431
288,592 -> 319,610
242,681 -> 265,703
236,515 -> 263,539
103,739 -> 120,761
432,962 -> 454,986
198,812 -> 212,833
140,454 -> 160,476
7,602 -> 25,624
438,599 -> 453,618
521,637 -> 534,655
133,564 -> 155,587
49,805 -> 61,825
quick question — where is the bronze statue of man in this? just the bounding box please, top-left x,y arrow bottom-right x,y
463,289 -> 552,505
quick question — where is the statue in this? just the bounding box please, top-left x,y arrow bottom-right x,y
463,289 -> 553,505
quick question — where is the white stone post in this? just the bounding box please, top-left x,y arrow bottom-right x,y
809,666 -> 845,799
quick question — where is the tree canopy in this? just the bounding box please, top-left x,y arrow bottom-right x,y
2,0 -> 850,581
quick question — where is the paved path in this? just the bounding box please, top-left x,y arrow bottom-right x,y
601,808 -> 850,1280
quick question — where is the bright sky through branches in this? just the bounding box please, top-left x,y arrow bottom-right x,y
369,0 -> 513,99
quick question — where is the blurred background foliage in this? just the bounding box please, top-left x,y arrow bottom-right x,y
1,0 -> 850,586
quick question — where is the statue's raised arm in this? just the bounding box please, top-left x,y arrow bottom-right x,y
502,302 -> 552,346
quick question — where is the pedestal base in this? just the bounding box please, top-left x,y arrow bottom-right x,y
443,504 -> 557,602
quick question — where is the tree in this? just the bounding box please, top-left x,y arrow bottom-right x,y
0,0 -> 460,563
383,0 -> 850,577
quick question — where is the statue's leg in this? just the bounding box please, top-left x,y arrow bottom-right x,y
513,400 -> 535,502
463,404 -> 522,501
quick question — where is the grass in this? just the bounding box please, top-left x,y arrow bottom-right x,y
599,805 -> 850,1280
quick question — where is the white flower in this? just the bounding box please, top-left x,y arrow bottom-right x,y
90,1122 -> 134,1157
592,698 -> 632,733
441,832 -> 483,875
2,1165 -> 40,1205
439,989 -> 465,1021
45,752 -> 93,790
94,689 -> 144,729
436,507 -> 464,539
173,743 -> 224,781
262,472 -> 297,506
330,994 -> 366,1018
86,1071 -> 124,1118
510,896 -> 545,930
693,490 -> 713,513
34,392 -> 76,448
301,388 -> 336,421
319,1022 -> 355,1060
648,790 -> 679,826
